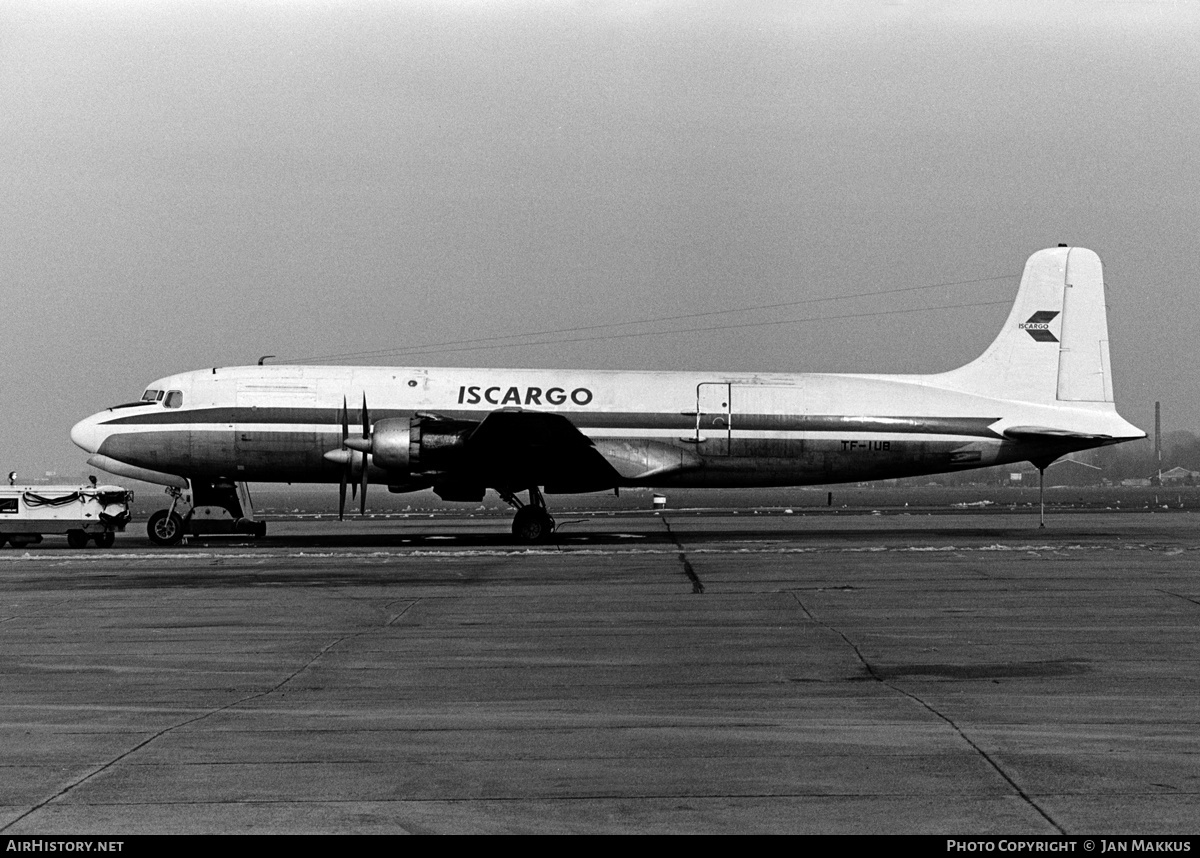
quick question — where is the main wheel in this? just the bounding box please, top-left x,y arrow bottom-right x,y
147,510 -> 185,546
511,506 -> 554,543
94,531 -> 115,548
66,530 -> 89,549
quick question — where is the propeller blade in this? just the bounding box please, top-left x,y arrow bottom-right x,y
360,452 -> 369,516
344,393 -> 373,451
338,397 -> 350,521
360,393 -> 370,516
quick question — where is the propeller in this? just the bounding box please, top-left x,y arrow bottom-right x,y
342,393 -> 372,517
324,395 -> 370,520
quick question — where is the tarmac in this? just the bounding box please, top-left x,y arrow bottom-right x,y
1,510 -> 1198,834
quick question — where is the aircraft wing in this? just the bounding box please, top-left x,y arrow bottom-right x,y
461,409 -> 621,493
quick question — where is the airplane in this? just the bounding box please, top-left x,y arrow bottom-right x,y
70,246 -> 1144,546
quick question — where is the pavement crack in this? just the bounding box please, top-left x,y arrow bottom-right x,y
660,517 -> 705,593
1157,589 -> 1200,608
0,598 -> 73,625
0,597 -> 422,833
0,683 -> 282,832
786,590 -> 1065,835
384,598 -> 421,626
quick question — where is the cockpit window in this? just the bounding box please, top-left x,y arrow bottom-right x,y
164,390 -> 183,408
141,389 -> 160,402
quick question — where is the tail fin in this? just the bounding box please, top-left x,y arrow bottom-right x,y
934,246 -> 1114,405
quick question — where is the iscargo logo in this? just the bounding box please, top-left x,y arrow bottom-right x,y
457,385 -> 594,407
1019,311 -> 1060,342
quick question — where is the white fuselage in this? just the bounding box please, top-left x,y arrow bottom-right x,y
70,363 -> 1141,493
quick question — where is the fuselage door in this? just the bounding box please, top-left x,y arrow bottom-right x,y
695,382 -> 731,456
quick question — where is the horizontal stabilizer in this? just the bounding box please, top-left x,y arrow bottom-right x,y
1002,426 -> 1112,441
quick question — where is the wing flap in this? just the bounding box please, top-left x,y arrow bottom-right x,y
590,439 -> 698,481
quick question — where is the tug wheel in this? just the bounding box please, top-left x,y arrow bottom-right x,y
94,531 -> 115,548
66,530 -> 89,549
147,510 -> 185,546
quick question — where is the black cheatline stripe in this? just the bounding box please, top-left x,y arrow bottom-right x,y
104,408 -> 1003,437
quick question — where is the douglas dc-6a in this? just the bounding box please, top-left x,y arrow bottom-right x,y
71,246 -> 1144,545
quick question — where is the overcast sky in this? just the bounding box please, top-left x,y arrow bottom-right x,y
3,0 -> 1198,479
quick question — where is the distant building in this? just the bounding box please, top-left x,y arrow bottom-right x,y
999,459 -> 1103,487
1156,466 -> 1199,486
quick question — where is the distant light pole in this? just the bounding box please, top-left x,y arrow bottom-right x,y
1155,401 -> 1162,485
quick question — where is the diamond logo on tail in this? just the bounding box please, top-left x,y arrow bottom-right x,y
1019,311 -> 1060,342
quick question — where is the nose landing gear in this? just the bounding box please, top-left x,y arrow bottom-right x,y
147,507 -> 186,546
146,481 -> 267,546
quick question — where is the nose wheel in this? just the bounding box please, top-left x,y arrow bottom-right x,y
501,486 -> 556,543
148,509 -> 185,546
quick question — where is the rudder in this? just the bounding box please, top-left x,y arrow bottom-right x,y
1056,248 -> 1113,402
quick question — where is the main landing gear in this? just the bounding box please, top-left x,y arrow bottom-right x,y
500,486 -> 556,543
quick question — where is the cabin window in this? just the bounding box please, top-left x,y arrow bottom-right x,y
141,389 -> 161,402
164,390 -> 184,409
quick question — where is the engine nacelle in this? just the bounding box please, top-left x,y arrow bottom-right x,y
371,416 -> 474,477
369,418 -> 413,472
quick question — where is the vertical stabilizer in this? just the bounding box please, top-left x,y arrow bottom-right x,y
934,246 -> 1113,405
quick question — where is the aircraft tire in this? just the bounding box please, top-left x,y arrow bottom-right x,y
254,521 -> 267,538
512,507 -> 554,543
66,530 -> 90,549
94,531 -> 115,548
147,510 -> 185,546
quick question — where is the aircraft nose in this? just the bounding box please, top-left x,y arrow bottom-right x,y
70,413 -> 105,454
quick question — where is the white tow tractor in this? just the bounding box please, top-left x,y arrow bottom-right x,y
0,484 -> 134,549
